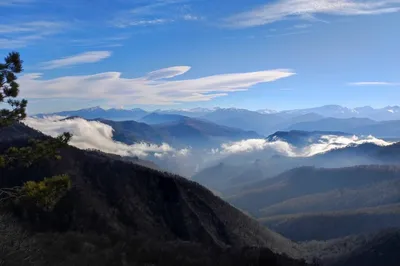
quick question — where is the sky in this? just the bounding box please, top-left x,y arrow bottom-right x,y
1,0 -> 400,114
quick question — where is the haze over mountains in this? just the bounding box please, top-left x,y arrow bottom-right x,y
36,105 -> 400,136
0,124 -> 307,266
3,121 -> 400,266
3,104 -> 399,265
37,104 -> 400,121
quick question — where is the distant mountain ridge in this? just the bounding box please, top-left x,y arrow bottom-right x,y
90,116 -> 263,149
36,106 -> 148,121
34,105 -> 400,138
35,104 -> 400,122
287,118 -> 377,133
279,105 -> 400,120
288,118 -> 400,137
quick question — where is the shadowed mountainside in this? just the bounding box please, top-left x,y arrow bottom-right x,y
226,166 -> 400,217
260,204 -> 400,241
302,229 -> 400,266
0,123 -> 308,266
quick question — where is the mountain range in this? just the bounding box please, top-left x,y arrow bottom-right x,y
37,104 -> 400,122
17,105 -> 400,266
193,130 -> 398,194
225,165 -> 400,248
35,105 -> 400,136
97,116 -> 262,149
0,123 -> 306,265
2,123 -> 400,265
36,106 -> 148,121
287,118 -> 400,137
141,105 -> 400,121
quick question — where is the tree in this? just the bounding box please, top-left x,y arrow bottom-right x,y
0,51 -> 71,211
0,52 -> 27,127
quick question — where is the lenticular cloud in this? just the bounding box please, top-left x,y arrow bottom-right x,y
218,135 -> 393,157
23,116 -> 188,158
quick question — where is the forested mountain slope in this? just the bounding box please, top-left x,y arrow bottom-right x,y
0,124 -> 306,266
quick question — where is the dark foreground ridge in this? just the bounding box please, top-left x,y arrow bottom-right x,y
0,124 -> 307,266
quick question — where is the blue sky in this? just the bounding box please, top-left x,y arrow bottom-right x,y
1,0 -> 400,114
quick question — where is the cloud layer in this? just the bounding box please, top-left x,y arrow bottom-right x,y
40,51 -> 112,69
23,116 -> 188,158
217,134 -> 392,157
225,0 -> 400,28
19,67 -> 295,105
218,139 -> 296,156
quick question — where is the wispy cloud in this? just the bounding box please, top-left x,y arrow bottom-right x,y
225,0 -> 400,28
0,21 -> 65,49
111,0 -> 176,27
40,51 -> 112,70
70,35 -> 130,48
182,14 -> 202,21
0,0 -> 33,6
18,67 -> 295,105
293,23 -> 312,29
0,21 -> 63,34
348,81 -> 400,86
111,0 -> 202,27
114,18 -> 171,28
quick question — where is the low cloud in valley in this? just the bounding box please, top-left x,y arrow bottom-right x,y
24,116 -> 189,158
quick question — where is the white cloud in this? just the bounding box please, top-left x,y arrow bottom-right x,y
176,148 -> 191,157
302,135 -> 392,156
0,21 -> 65,49
218,134 -> 392,157
225,0 -> 400,28
220,139 -> 297,156
18,67 -> 295,105
145,66 -> 191,80
40,51 -> 112,70
348,81 -> 399,86
23,116 -> 188,158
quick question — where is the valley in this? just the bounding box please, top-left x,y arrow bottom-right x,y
12,104 -> 400,265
